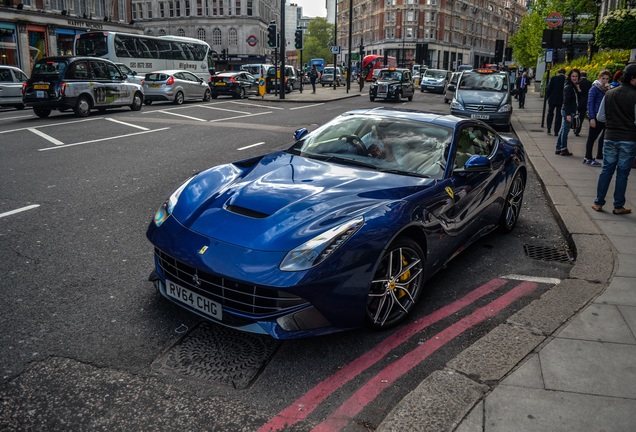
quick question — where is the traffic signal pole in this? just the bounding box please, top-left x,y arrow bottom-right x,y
280,1 -> 285,100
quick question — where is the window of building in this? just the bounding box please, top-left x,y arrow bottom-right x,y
212,28 -> 221,45
185,0 -> 190,16
176,0 -> 181,16
159,29 -> 166,36
247,0 -> 252,16
229,28 -> 238,45
178,28 -> 185,36
147,29 -> 154,35
118,0 -> 125,20
198,28 -> 207,42
146,2 -> 153,19
159,2 -> 165,17
168,0 -> 174,17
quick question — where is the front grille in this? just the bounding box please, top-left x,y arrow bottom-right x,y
155,249 -> 307,316
464,104 -> 499,113
378,83 -> 389,93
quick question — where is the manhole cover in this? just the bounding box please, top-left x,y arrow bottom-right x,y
524,244 -> 574,263
152,323 -> 279,389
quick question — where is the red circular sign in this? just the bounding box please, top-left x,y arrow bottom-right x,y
546,12 -> 564,28
246,35 -> 258,47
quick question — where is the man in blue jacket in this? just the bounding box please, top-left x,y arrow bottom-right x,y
545,68 -> 566,136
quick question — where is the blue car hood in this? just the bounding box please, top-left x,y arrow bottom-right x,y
174,152 -> 433,251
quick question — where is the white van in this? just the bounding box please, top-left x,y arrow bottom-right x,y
241,64 -> 273,80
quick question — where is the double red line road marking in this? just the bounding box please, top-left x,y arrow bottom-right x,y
260,278 -> 539,432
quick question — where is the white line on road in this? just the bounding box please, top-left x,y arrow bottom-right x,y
106,117 -> 150,131
502,274 -> 562,285
0,204 -> 40,219
199,105 -> 251,115
237,142 -> 265,150
208,111 -> 272,122
157,110 -> 207,122
229,101 -> 285,110
38,127 -> 170,151
0,113 -> 33,121
289,103 -> 325,110
0,117 -> 102,135
28,128 -> 65,145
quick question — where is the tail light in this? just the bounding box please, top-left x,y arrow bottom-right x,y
229,77 -> 236,83
21,82 -> 26,95
166,76 -> 175,85
60,82 -> 67,96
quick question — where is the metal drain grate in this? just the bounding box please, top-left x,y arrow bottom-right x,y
152,323 -> 279,389
524,244 -> 574,263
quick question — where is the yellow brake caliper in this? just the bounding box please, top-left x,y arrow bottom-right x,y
394,255 -> 410,299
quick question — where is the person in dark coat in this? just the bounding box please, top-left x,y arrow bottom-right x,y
583,69 -> 611,166
575,70 -> 592,136
515,72 -> 529,108
546,68 -> 566,136
555,68 -> 582,156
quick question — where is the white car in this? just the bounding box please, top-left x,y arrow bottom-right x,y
115,63 -> 144,86
0,65 -> 28,110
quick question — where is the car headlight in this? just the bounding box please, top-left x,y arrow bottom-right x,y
280,216 -> 365,271
498,103 -> 512,113
450,100 -> 464,110
154,176 -> 194,227
389,85 -> 397,92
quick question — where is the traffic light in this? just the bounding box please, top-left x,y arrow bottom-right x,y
267,21 -> 278,48
494,39 -> 504,63
294,29 -> 303,50
221,49 -> 227,61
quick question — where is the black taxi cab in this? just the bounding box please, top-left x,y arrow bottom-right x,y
449,68 -> 512,131
22,56 -> 144,118
369,68 -> 414,102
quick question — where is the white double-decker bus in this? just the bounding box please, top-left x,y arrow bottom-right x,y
74,31 -> 214,79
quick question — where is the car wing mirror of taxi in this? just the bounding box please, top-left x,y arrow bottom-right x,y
294,128 -> 309,141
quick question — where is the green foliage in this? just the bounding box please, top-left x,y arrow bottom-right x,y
302,18 -> 334,63
595,9 -> 636,49
546,49 -> 629,87
510,13 -> 545,68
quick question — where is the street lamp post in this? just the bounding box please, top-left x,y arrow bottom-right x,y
568,10 -> 577,62
589,0 -> 602,61
402,7 -> 407,67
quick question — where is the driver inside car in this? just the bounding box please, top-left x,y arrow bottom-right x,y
361,122 -> 393,159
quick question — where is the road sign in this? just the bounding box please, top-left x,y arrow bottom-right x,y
329,45 -> 341,55
546,12 -> 563,28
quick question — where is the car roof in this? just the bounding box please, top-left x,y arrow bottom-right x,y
147,69 -> 191,75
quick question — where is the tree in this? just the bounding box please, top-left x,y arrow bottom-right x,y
595,8 -> 636,49
302,18 -> 334,64
510,13 -> 545,68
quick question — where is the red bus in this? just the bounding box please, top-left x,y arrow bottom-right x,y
361,54 -> 397,81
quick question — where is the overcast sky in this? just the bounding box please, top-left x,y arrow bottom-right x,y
294,0 -> 327,18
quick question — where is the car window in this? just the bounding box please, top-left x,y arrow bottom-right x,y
117,64 -> 133,75
89,61 -> 110,80
33,61 -> 67,77
105,63 -> 122,80
183,72 -> 198,82
68,61 -> 90,79
424,70 -> 448,79
455,125 -> 496,165
459,72 -> 508,92
0,69 -> 11,81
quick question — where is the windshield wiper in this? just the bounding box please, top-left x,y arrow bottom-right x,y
378,169 -> 430,178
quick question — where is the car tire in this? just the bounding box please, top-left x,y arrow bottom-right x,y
203,89 -> 211,102
370,96 -> 375,101
395,92 -> 401,102
33,108 -> 51,118
15,104 -> 25,110
129,92 -> 143,111
498,171 -> 525,234
408,94 -> 413,102
74,95 -> 91,117
366,237 -> 425,329
211,94 -> 218,99
173,91 -> 184,105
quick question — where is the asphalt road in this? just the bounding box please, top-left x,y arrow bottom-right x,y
0,91 -> 572,431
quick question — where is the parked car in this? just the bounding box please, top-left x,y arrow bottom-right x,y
444,72 -> 461,104
240,63 -> 273,80
143,69 -> 211,105
209,71 -> 258,99
420,68 -> 451,93
0,65 -> 28,110
321,66 -> 344,87
115,63 -> 144,86
22,56 -> 144,118
450,68 -> 513,131
369,67 -> 415,102
265,65 -> 299,93
146,108 -> 527,339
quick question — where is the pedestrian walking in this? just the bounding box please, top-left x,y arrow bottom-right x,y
575,70 -> 592,136
546,68 -> 566,136
516,72 -> 528,108
309,65 -> 318,94
592,63 -> 636,215
583,70 -> 611,166
555,68 -> 582,156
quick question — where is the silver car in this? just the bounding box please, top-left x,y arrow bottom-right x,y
115,63 -> 144,86
0,65 -> 29,110
143,69 -> 211,105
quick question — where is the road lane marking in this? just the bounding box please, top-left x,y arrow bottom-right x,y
0,204 -> 40,219
230,101 -> 285,110
209,111 -> 272,123
38,127 -> 170,151
199,105 -> 251,115
312,280 -> 539,432
238,142 -> 265,151
0,113 -> 33,121
259,278 -> 510,432
156,110 -> 207,122
503,274 -> 561,285
27,128 -> 65,145
289,103 -> 325,110
0,117 -> 102,135
106,117 -> 150,131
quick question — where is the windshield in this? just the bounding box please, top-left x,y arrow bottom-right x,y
459,71 -> 509,92
378,70 -> 402,81
32,61 -> 67,76
291,115 -> 453,179
424,70 -> 447,79
75,33 -> 108,57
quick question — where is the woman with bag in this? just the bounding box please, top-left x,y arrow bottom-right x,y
556,68 -> 582,156
583,70 -> 611,166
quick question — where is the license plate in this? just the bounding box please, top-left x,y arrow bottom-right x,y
214,82 -> 226,86
36,91 -> 45,98
34,84 -> 49,90
426,86 -> 436,90
471,114 -> 490,120
165,279 -> 222,320
149,83 -> 161,88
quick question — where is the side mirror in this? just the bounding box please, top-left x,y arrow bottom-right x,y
293,128 -> 309,141
463,155 -> 491,171
447,84 -> 456,91
130,71 -> 137,76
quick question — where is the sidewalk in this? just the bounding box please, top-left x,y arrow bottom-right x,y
378,88 -> 636,431
248,81 -> 363,103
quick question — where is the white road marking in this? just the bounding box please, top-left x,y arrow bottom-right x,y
289,103 -> 325,110
208,111 -> 272,123
157,110 -> 207,122
0,204 -> 40,219
230,101 -> 285,110
0,113 -> 33,121
199,105 -> 251,115
237,142 -> 265,150
0,117 -> 102,135
502,274 -> 562,285
28,128 -> 65,145
106,117 -> 150,131
38,127 -> 170,151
